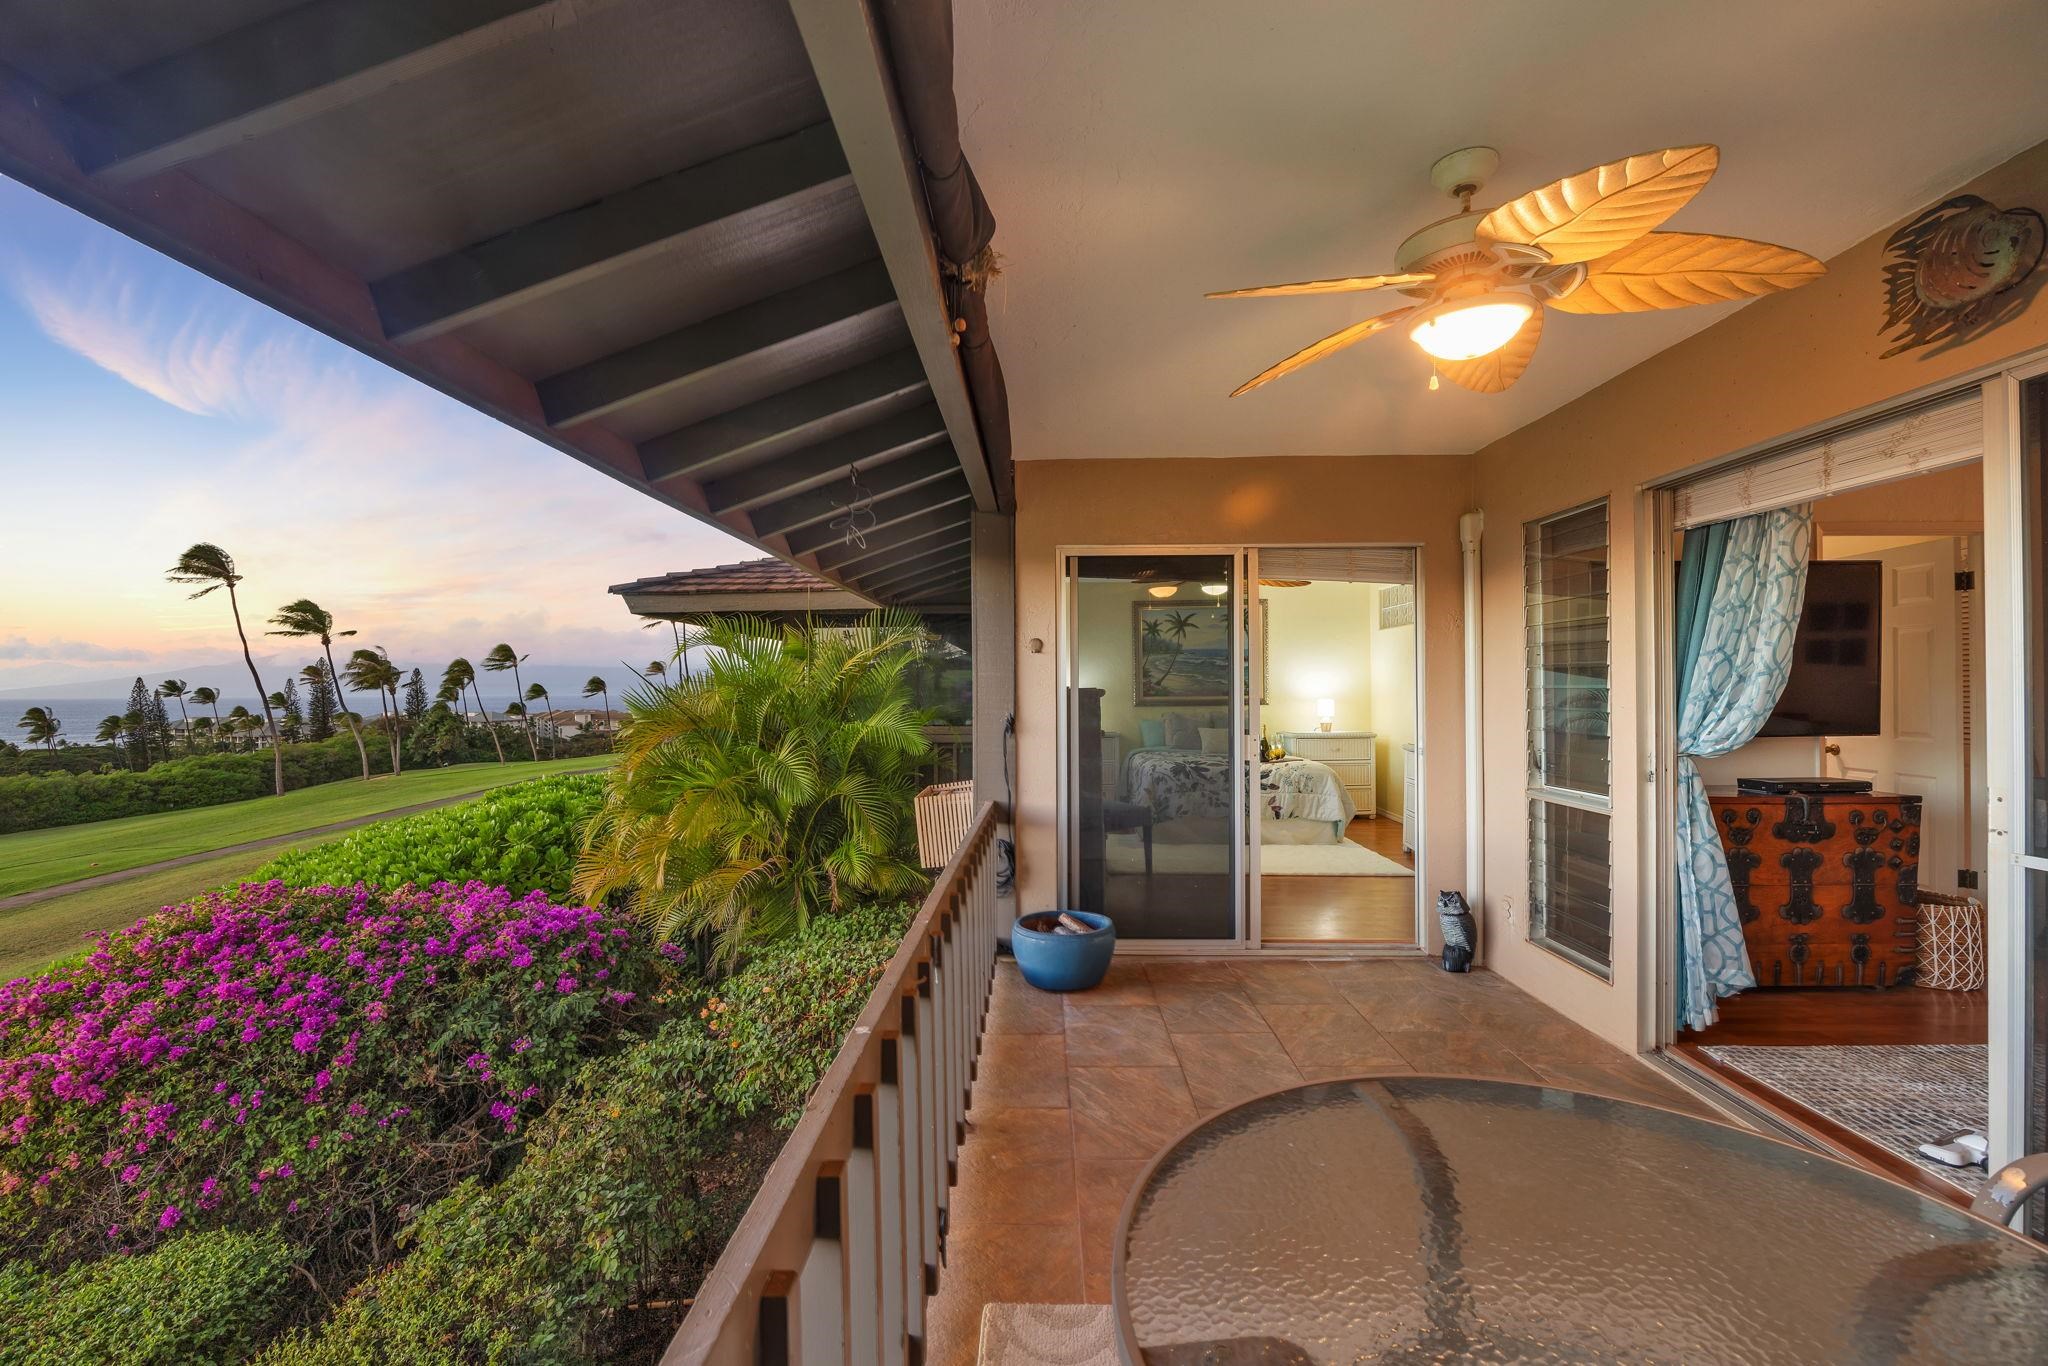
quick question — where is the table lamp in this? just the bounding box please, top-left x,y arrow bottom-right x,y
1316,698 -> 1335,732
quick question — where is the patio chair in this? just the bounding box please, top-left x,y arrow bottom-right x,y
915,779 -> 975,869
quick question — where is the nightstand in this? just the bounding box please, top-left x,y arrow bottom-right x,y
1276,730 -> 1375,818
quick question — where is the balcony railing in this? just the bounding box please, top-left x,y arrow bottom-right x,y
665,800 -> 1002,1364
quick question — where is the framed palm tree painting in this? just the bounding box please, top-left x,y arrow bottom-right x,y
1133,603 -> 1230,705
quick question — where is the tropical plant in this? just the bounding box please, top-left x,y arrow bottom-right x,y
644,659 -> 666,681
580,675 -> 613,747
524,682 -> 558,758
343,647 -> 404,776
190,685 -> 222,750
93,713 -> 125,756
442,658 -> 504,764
157,678 -> 193,752
267,598 -> 370,781
575,612 -> 932,963
483,643 -> 541,761
167,544 -> 284,796
14,707 -> 60,751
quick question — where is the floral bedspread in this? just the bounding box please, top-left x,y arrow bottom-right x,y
1122,748 -> 1356,829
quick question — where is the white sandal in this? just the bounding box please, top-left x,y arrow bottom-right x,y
1917,1130 -> 1989,1168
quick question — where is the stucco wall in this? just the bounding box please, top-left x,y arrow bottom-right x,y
1012,455 -> 1475,944
1472,138 -> 2048,1047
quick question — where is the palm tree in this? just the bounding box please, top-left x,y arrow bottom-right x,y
157,679 -> 193,752
442,658 -> 504,763
575,612 -> 932,966
344,647 -> 404,776
225,704 -> 254,753
95,713 -> 125,758
523,682 -> 558,758
191,715 -> 214,748
16,706 -> 61,750
580,675 -> 613,745
644,660 -> 666,681
190,686 -> 222,748
482,644 -> 540,761
167,544 -> 283,797
267,599 -> 370,781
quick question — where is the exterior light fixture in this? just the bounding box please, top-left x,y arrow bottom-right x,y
1408,291 -> 1534,362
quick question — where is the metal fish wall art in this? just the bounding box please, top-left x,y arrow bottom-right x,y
1880,194 -> 2045,358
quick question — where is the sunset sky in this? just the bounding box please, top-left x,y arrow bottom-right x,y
0,173 -> 754,695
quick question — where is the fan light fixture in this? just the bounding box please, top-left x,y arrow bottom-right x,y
1147,584 -> 1179,598
1200,582 -> 1228,597
1408,292 -> 1535,361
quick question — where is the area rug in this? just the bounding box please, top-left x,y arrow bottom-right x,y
1105,836 -> 1410,877
978,1303 -> 1116,1366
1699,1043 -> 1989,1193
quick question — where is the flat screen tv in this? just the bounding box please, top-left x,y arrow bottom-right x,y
1755,560 -> 1882,737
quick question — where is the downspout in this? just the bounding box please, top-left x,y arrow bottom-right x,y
1459,511 -> 1486,943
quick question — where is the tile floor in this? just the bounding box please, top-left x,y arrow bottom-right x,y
924,955 -> 1717,1365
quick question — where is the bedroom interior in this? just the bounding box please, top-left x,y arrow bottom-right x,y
1667,458 -> 1992,1199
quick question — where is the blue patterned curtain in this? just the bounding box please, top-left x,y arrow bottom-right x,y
1674,507 -> 1812,1031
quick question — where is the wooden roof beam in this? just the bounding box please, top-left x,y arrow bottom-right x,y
784,477 -> 971,557
701,404 -> 946,515
748,444 -> 959,539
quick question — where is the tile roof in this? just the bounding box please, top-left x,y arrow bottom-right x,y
608,558 -> 836,597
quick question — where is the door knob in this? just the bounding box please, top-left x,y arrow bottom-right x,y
1823,743 -> 1842,757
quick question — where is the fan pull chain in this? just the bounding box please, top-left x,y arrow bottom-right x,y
1428,362 -> 1440,392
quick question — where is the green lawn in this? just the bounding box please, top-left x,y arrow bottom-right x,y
0,757 -> 611,898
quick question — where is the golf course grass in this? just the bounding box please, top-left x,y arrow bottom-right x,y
0,757 -> 610,899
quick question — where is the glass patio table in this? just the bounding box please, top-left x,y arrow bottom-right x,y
1111,1076 -> 2048,1364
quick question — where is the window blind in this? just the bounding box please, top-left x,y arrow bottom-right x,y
1257,547 -> 1415,583
1672,390 -> 1982,529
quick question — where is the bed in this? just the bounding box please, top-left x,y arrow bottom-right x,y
1121,748 -> 1357,842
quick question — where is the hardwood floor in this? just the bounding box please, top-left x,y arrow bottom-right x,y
1260,815 -> 1416,944
1681,986 -> 1986,1047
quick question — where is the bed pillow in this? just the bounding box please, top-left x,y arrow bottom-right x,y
1165,713 -> 1201,750
1198,727 -> 1230,755
1139,719 -> 1166,749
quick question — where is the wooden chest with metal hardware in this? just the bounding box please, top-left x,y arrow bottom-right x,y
1709,790 -> 1922,989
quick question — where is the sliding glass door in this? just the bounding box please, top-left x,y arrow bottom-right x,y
1064,552 -> 1243,941
2013,372 -> 2048,1235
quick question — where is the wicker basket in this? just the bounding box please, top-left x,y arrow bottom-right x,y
913,780 -> 975,870
1914,890 -> 1987,992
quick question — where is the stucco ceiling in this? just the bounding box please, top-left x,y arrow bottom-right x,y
955,0 -> 2048,459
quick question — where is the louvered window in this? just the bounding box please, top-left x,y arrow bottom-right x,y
1525,501 -> 1612,975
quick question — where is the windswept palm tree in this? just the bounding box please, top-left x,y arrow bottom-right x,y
167,544 -> 283,796
225,704 -> 254,753
157,679 -> 193,752
644,659 -> 666,681
15,706 -> 60,750
483,643 -> 540,761
94,713 -> 125,757
191,715 -> 214,747
523,682 -> 558,758
268,599 -> 370,780
190,686 -> 221,748
442,657 -> 504,763
344,647 -> 404,776
580,675 -> 613,745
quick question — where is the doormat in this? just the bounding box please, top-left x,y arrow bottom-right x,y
1700,1043 -> 1988,1193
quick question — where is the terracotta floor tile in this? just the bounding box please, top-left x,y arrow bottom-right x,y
1171,1030 -> 1305,1114
1257,1002 -> 1408,1072
952,1107 -> 1076,1227
1341,985 -> 1471,1034
1065,958 -> 1156,1005
924,1218 -> 1082,1366
985,964 -> 1067,1035
1231,959 -> 1346,1003
1069,1066 -> 1197,1159
1064,1002 -> 1178,1066
1076,1157 -> 1148,1282
973,1033 -> 1069,1110
1296,1059 -> 1417,1083
1529,1055 -> 1711,1115
1154,980 -> 1269,1034
1144,958 -> 1244,985
1377,1026 -> 1543,1080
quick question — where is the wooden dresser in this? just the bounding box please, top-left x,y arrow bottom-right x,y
1708,789 -> 1921,989
1278,730 -> 1375,818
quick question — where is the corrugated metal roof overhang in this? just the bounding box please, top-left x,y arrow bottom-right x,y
0,0 -> 1003,611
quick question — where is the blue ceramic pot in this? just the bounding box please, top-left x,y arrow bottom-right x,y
1011,911 -> 1116,992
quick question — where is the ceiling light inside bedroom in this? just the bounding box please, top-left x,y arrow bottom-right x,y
1147,584 -> 1179,598
1408,292 -> 1535,362
1200,583 -> 1228,596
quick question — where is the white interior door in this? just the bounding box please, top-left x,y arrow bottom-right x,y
1829,537 -> 1963,890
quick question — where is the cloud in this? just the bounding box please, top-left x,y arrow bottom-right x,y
0,635 -> 144,662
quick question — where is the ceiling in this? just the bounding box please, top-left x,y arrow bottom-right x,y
955,0 -> 2048,460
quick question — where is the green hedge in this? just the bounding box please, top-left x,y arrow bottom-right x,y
0,1230 -> 298,1366
256,774 -> 606,899
0,735 -> 395,835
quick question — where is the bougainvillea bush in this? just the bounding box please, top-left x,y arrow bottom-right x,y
0,879 -> 657,1286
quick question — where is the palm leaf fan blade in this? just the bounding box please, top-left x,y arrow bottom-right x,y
1207,271 -> 1435,299
1437,305 -> 1543,395
1477,145 -> 1720,265
1546,232 -> 1827,314
1229,308 -> 1415,396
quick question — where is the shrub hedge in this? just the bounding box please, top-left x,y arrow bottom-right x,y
257,775 -> 606,900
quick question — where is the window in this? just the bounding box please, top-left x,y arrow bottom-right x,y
1525,501 -> 1612,974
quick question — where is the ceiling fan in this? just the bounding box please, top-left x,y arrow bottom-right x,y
1211,144 -> 1826,396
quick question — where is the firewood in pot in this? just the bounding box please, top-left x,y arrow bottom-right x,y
1057,913 -> 1094,935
